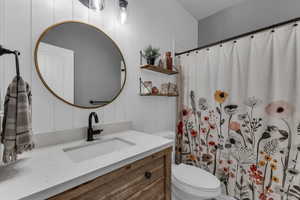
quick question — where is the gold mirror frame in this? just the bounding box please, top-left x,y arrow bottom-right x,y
34,21 -> 127,109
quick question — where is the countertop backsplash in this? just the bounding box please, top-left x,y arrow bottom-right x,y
34,121 -> 133,148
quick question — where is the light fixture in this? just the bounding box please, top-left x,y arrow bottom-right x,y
79,0 -> 105,12
119,0 -> 128,24
78,0 -> 129,24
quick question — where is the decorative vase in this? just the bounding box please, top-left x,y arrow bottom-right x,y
166,52 -> 173,71
143,81 -> 152,94
160,83 -> 169,95
158,59 -> 164,68
168,83 -> 178,95
152,87 -> 159,95
147,57 -> 156,65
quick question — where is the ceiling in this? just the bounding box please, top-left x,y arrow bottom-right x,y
177,0 -> 247,20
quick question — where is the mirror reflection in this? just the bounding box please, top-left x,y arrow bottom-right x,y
35,22 -> 126,108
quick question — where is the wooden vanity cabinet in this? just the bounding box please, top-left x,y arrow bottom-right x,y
49,147 -> 172,200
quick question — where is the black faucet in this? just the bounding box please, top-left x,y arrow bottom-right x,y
87,112 -> 103,142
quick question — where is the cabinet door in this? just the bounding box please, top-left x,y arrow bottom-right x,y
127,178 -> 165,200
49,148 -> 172,200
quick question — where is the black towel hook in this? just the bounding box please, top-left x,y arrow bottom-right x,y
0,45 -> 21,78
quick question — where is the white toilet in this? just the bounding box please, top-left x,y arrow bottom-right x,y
156,132 -> 222,200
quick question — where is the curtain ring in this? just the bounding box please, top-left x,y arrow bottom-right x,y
220,44 -> 223,47
294,23 -> 298,27
206,48 -> 210,51
271,30 -> 275,33
251,35 -> 254,39
233,41 -> 237,43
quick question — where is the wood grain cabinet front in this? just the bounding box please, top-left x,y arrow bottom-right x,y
49,147 -> 172,200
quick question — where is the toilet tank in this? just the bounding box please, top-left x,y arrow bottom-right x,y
155,131 -> 175,140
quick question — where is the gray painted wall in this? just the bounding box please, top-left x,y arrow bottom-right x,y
42,22 -> 122,107
198,0 -> 300,46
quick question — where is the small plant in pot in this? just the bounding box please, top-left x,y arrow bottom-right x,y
142,45 -> 161,65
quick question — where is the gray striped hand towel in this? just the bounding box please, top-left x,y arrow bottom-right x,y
1,76 -> 34,163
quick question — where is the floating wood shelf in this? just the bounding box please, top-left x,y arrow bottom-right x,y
140,93 -> 179,97
141,65 -> 178,75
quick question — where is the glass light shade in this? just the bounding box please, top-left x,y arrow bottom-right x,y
120,7 -> 127,24
89,0 -> 104,11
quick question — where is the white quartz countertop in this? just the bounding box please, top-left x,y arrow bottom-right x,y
0,131 -> 173,200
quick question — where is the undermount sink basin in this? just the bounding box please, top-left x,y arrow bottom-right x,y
63,138 -> 135,163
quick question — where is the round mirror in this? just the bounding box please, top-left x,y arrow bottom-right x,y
34,21 -> 126,109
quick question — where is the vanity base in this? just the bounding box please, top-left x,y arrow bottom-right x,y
49,147 -> 172,200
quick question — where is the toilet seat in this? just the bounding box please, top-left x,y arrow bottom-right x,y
172,164 -> 221,198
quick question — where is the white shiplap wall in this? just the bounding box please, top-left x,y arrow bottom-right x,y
0,0 -> 197,134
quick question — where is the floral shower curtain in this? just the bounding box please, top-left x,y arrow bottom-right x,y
176,23 -> 300,200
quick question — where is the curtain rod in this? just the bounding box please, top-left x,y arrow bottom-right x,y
175,17 -> 300,56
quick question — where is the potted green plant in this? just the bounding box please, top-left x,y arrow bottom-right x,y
142,45 -> 161,65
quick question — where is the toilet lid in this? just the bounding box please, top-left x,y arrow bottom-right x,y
172,164 -> 221,191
